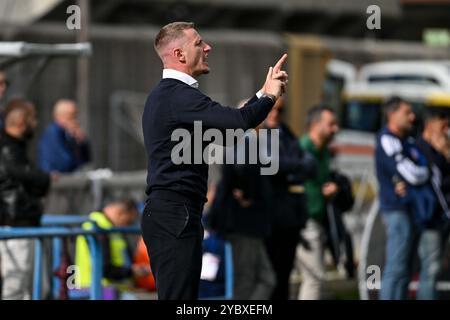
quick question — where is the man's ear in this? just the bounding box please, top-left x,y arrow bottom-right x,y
173,48 -> 186,63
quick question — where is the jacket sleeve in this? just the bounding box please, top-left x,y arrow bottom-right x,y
205,165 -> 235,234
279,141 -> 318,180
38,128 -> 74,173
100,235 -> 132,280
2,146 -> 50,196
379,134 -> 429,186
78,139 -> 91,164
173,85 -> 274,131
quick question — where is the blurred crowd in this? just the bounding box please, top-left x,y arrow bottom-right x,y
1,66 -> 450,300
200,96 -> 450,300
375,97 -> 450,300
0,69 -> 152,300
202,97 -> 356,300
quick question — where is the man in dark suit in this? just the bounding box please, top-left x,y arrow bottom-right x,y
141,21 -> 288,300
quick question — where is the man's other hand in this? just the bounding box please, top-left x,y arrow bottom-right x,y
322,182 -> 339,199
394,181 -> 407,198
232,188 -> 253,208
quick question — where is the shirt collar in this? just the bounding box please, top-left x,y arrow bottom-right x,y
162,69 -> 199,88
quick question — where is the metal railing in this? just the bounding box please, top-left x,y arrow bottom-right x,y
0,215 -> 235,300
0,215 -> 140,300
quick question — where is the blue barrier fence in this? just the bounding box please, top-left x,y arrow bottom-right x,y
0,215 -> 234,300
0,215 -> 140,300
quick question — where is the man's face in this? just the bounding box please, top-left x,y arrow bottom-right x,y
429,117 -> 449,136
391,102 -> 415,134
14,107 -> 36,140
56,102 -> 79,129
116,208 -> 138,227
317,110 -> 339,144
180,28 -> 212,77
0,72 -> 8,99
65,106 -> 78,127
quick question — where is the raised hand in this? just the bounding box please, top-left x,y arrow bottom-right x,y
262,53 -> 288,99
274,53 -> 287,72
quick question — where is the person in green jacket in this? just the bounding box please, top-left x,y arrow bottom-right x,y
297,105 -> 339,300
75,198 -> 139,295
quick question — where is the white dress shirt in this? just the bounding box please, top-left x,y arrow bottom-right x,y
162,68 -> 264,98
162,69 -> 199,88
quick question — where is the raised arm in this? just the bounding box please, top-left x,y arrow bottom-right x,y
175,54 -> 289,131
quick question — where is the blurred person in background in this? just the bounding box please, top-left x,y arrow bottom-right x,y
198,183 -> 229,299
75,197 -> 141,299
411,110 -> 450,299
323,168 -> 355,280
296,105 -> 339,300
38,99 -> 91,174
375,97 -> 430,300
0,98 -> 51,300
263,97 -> 317,300
207,98 -> 276,299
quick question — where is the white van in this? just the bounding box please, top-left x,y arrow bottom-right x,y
357,60 -> 450,91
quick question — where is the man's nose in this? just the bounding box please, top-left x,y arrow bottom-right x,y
204,43 -> 212,52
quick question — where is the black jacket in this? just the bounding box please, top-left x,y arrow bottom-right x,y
208,164 -> 273,239
416,137 -> 450,228
269,123 -> 317,228
142,79 -> 274,205
207,134 -> 273,239
0,132 -> 50,226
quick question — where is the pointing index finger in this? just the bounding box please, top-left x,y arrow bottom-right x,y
273,53 -> 288,73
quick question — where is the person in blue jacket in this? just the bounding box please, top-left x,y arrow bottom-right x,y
38,99 -> 91,173
375,96 -> 430,300
414,110 -> 450,299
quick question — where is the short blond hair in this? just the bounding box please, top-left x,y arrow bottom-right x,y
154,21 -> 195,56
